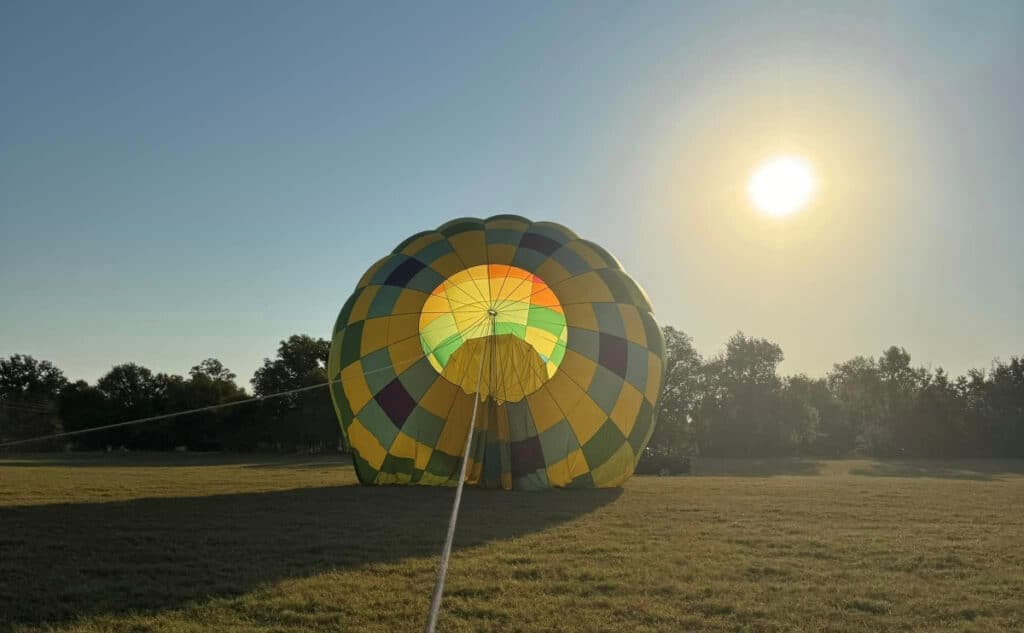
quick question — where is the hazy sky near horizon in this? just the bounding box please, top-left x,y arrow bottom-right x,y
2,1 -> 1022,385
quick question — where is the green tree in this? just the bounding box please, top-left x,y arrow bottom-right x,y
648,326 -> 703,457
251,335 -> 337,452
695,332 -> 805,456
95,363 -> 171,448
190,358 -> 236,383
828,356 -> 885,455
782,374 -> 839,456
903,367 -> 968,457
0,355 -> 68,444
169,359 -> 247,450
869,346 -> 926,456
97,363 -> 160,413
964,357 -> 1024,457
58,380 -> 110,449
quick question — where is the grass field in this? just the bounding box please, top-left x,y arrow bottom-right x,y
2,454 -> 1023,632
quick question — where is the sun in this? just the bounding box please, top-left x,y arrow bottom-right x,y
748,155 -> 816,217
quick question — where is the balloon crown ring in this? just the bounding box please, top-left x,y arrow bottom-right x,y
418,264 -> 569,403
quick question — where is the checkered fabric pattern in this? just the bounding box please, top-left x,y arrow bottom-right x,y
327,215 -> 665,490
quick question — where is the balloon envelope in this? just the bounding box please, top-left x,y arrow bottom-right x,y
328,215 -> 664,489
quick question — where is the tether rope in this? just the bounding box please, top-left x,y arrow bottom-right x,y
0,383 -> 328,449
423,314 -> 493,633
0,350 -> 425,450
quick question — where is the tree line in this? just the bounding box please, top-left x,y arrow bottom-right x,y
651,327 -> 1024,460
2,328 -> 1022,458
0,335 -> 337,452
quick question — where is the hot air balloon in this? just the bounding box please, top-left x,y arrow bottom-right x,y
327,215 -> 664,489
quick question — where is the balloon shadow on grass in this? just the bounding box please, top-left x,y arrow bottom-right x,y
0,484 -> 620,630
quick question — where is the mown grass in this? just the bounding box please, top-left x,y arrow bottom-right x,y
1,454 -> 1022,632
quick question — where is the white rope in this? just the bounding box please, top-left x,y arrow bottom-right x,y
0,382 -> 329,449
0,350 -> 425,450
423,319 -> 491,633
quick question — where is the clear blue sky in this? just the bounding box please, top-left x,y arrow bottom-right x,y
2,1 -> 1021,385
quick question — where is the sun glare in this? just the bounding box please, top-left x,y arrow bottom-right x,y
748,156 -> 816,217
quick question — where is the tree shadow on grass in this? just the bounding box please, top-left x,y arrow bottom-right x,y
688,457 -> 823,477
849,459 -> 1024,481
0,484 -> 620,630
